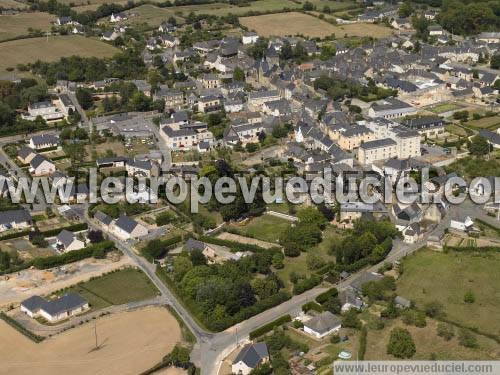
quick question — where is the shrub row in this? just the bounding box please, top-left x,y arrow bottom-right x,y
0,229 -> 31,241
40,222 -> 88,237
32,240 -> 114,269
315,287 -> 339,305
358,326 -> 367,360
0,312 -> 45,343
249,314 -> 292,340
445,245 -> 500,253
302,301 -> 324,313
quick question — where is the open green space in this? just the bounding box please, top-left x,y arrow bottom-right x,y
428,102 -> 462,114
0,35 -> 119,75
0,12 -> 55,42
396,249 -> 500,335
465,115 -> 500,130
235,214 -> 291,243
64,268 -> 159,310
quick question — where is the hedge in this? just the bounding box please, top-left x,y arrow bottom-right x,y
0,229 -> 31,241
32,240 -> 115,269
444,245 -> 500,252
476,219 -> 500,236
0,312 -> 45,343
358,326 -> 367,360
302,301 -> 324,313
315,287 -> 339,305
249,314 -> 292,340
199,235 -> 280,254
40,222 -> 88,237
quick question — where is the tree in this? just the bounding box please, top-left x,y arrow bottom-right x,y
173,256 -> 193,282
233,66 -> 245,82
342,308 -> 362,329
167,345 -> 191,368
469,135 -> 490,157
87,230 -> 104,243
387,328 -> 416,358
76,88 -> 94,110
323,296 -> 341,314
245,142 -> 258,153
398,1 -> 414,17
190,249 -> 207,266
302,1 -> 314,11
424,301 -> 444,318
297,206 -> 326,229
0,251 -> 11,271
491,54 -> 500,70
306,252 -> 325,270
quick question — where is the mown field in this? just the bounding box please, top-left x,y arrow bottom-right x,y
0,12 -> 55,42
0,35 -> 119,74
396,249 -> 500,335
64,268 -> 159,310
0,0 -> 27,8
240,12 -> 392,38
233,214 -> 291,243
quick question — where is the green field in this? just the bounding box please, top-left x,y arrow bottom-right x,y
0,35 -> 119,75
396,249 -> 500,335
428,102 -> 462,114
235,214 -> 291,243
64,268 -> 160,310
0,12 -> 55,42
465,115 -> 500,130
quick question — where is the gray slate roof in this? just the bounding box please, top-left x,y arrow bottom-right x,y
233,342 -> 269,368
0,209 -> 31,226
114,215 -> 139,233
304,311 -> 341,335
56,229 -> 76,248
21,293 -> 87,316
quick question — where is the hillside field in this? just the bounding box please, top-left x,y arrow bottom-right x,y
0,12 -> 55,42
0,35 -> 119,74
240,12 -> 393,38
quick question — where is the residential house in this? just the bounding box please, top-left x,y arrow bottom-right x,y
340,288 -> 363,312
56,230 -> 85,252
110,12 -> 127,22
29,134 -> 59,150
110,215 -> 148,240
18,146 -> 37,164
450,214 -> 474,232
21,293 -> 89,323
158,21 -> 176,33
29,154 -> 56,176
126,159 -> 155,178
261,99 -> 292,117
402,116 -> 444,138
403,223 -> 422,244
0,209 -> 32,232
242,32 -> 259,45
303,311 -> 342,339
338,126 -> 374,150
232,343 -> 270,375
197,95 -> 222,113
94,210 -> 113,229
22,101 -> 64,121
200,74 -> 220,89
58,94 -> 75,115
101,30 -> 120,42
248,90 -> 280,110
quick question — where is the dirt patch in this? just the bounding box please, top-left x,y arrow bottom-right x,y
217,232 -> 278,249
0,307 -> 181,375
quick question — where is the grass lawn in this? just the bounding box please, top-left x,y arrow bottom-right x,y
0,35 -> 119,75
396,249 -> 500,335
465,115 -> 500,130
428,102 -> 462,114
64,268 -> 160,310
445,124 -> 469,137
236,214 -> 291,243
445,156 -> 500,180
0,12 -> 55,42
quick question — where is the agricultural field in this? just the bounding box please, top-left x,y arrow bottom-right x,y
63,267 -> 160,310
240,12 -> 393,38
396,249 -> 500,335
465,114 -> 500,130
0,307 -> 182,375
0,0 -> 28,9
0,12 -> 55,42
365,317 -> 500,360
0,35 -> 119,75
240,12 -> 338,38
